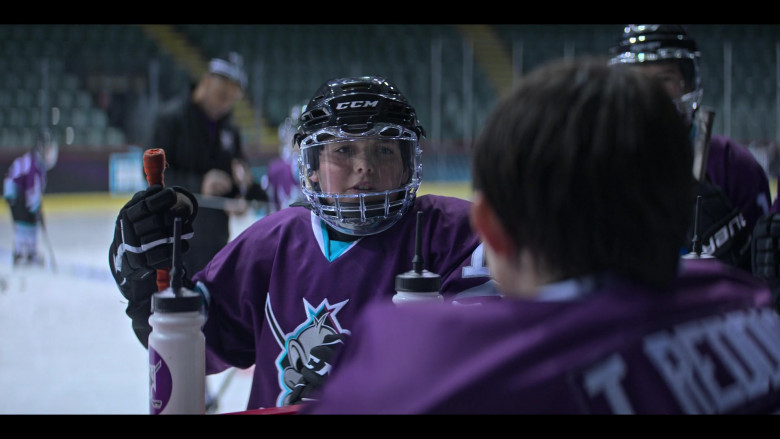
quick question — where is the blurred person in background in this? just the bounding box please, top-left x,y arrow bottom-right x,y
3,129 -> 58,267
148,51 -> 269,413
609,24 -> 771,273
261,104 -> 305,213
149,51 -> 268,277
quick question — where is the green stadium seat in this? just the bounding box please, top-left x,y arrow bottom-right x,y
0,89 -> 12,107
5,107 -> 26,128
88,108 -> 108,129
0,128 -> 17,148
3,72 -> 23,90
69,107 -> 89,129
74,91 -> 93,109
105,126 -> 126,147
84,128 -> 105,147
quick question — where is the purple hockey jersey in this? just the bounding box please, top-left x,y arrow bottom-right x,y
706,135 -> 771,230
192,194 -> 497,409
261,157 -> 301,212
301,258 -> 780,414
3,150 -> 47,213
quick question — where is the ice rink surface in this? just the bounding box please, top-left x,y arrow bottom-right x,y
0,183 -> 470,415
0,195 -> 255,415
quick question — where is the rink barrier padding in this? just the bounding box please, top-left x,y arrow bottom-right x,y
0,182 -> 476,217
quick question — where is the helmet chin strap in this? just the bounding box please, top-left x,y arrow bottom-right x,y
324,223 -> 362,243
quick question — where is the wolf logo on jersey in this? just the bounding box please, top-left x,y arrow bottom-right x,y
265,295 -> 350,405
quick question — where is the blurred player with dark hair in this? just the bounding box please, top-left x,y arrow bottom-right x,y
609,24 -> 771,272
300,57 -> 780,414
109,75 -> 499,410
3,129 -> 58,266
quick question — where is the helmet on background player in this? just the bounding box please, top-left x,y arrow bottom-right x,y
608,24 -> 702,126
33,128 -> 58,171
294,76 -> 425,236
278,103 -> 306,173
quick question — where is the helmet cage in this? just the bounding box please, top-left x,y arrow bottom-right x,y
298,123 -> 422,236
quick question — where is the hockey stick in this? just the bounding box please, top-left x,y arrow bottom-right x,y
142,148 -> 171,292
193,194 -> 269,213
38,212 -> 57,273
692,106 -> 715,181
205,367 -> 239,413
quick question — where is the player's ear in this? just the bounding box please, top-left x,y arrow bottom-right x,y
470,192 -> 516,258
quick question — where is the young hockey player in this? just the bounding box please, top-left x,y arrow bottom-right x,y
609,24 -> 771,272
300,57 -> 780,414
109,75 -> 499,410
3,129 -> 58,266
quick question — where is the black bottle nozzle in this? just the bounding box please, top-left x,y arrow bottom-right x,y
170,217 -> 183,295
412,211 -> 424,274
683,195 -> 714,260
395,211 -> 441,293
152,216 -> 201,312
691,195 -> 703,257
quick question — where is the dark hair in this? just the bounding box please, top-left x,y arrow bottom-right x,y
472,56 -> 695,288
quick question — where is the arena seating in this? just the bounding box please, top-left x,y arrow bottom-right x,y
0,24 -> 778,158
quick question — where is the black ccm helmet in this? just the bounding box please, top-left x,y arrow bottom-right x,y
608,24 -> 703,125
294,76 -> 425,236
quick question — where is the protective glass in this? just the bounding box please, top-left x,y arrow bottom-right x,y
298,123 -> 422,236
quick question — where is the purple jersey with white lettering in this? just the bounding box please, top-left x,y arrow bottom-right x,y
707,135 -> 771,230
261,157 -> 301,212
193,194 -> 497,409
302,258 -> 780,414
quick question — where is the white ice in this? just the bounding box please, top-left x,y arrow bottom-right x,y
0,198 -> 255,414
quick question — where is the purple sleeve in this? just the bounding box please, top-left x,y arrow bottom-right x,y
194,211 -> 289,373
706,135 -> 771,229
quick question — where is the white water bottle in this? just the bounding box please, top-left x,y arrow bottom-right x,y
147,217 -> 206,414
148,288 -> 205,414
393,211 -> 443,305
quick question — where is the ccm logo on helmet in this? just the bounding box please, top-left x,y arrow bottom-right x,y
336,100 -> 379,110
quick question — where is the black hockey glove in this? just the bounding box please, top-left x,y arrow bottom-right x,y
108,184 -> 198,347
751,212 -> 780,314
286,333 -> 346,405
684,180 -> 751,271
